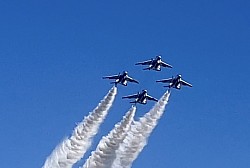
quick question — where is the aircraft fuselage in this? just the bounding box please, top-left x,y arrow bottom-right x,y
171,76 -> 182,89
150,60 -> 162,71
115,74 -> 128,86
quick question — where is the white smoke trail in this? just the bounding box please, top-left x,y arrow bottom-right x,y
82,106 -> 136,168
112,90 -> 170,168
42,86 -> 117,168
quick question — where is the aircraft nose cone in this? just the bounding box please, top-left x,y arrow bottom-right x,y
156,55 -> 161,60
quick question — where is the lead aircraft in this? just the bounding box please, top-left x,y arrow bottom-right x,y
135,55 -> 173,71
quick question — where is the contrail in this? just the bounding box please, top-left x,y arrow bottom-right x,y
112,90 -> 170,168
42,86 -> 117,168
82,106 -> 136,168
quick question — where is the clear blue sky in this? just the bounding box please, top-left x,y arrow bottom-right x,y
0,0 -> 249,167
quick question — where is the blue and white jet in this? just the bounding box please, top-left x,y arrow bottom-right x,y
135,55 -> 173,71
103,71 -> 139,86
122,90 -> 158,104
156,74 -> 192,89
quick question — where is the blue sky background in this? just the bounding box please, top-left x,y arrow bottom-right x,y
0,0 -> 250,167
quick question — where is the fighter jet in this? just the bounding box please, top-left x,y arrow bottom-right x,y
135,55 -> 173,71
103,71 -> 139,86
122,90 -> 158,104
156,74 -> 192,89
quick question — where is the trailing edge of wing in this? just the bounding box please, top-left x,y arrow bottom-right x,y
147,95 -> 158,102
181,80 -> 193,87
102,75 -> 119,79
126,76 -> 139,84
161,61 -> 173,68
135,60 -> 152,65
156,78 -> 173,83
122,94 -> 138,99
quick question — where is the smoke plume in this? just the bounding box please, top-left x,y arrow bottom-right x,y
42,86 -> 117,168
82,106 -> 136,168
112,90 -> 170,168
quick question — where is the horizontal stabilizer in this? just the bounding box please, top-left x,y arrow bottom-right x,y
143,67 -> 151,70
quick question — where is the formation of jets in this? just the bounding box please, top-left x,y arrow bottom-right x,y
103,55 -> 192,105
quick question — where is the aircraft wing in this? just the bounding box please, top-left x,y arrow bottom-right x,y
160,61 -> 173,68
135,60 -> 152,65
146,95 -> 158,102
181,80 -> 193,87
156,78 -> 173,83
122,94 -> 139,99
102,75 -> 119,79
126,76 -> 139,84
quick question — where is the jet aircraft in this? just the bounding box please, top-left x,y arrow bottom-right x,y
103,71 -> 139,86
135,55 -> 173,71
122,90 -> 158,104
156,74 -> 192,89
